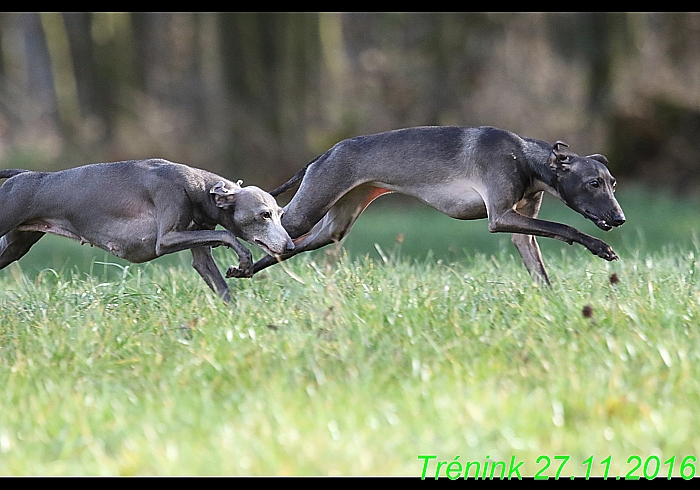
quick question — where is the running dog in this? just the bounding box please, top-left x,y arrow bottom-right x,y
227,126 -> 625,284
0,159 -> 294,301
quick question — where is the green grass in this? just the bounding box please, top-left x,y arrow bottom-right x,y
0,187 -> 699,476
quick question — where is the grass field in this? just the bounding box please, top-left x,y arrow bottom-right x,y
0,187 -> 699,476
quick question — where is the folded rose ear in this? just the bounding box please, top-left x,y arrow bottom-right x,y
210,181 -> 240,209
587,153 -> 609,166
209,181 -> 227,194
548,140 -> 571,173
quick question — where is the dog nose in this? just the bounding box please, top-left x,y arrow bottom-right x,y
611,213 -> 626,226
285,239 -> 295,252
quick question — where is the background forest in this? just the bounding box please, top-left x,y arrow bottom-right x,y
1,12 -> 700,194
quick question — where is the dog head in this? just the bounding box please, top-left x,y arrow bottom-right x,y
210,181 -> 295,255
549,141 -> 626,231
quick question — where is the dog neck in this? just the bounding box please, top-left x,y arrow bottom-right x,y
521,138 -> 561,195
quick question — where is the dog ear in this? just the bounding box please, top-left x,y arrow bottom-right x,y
548,140 -> 571,173
586,154 -> 609,166
210,181 -> 240,209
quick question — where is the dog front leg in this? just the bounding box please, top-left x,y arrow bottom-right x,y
191,246 -> 231,302
223,238 -> 255,278
489,208 -> 619,261
227,253 -> 287,278
156,229 -> 254,277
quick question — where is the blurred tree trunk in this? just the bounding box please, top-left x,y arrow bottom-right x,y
217,13 -> 321,179
129,12 -> 149,94
421,13 -> 502,125
62,14 -> 97,119
21,13 -> 58,124
547,12 -> 631,116
132,15 -> 207,127
587,13 -> 614,114
84,13 -> 139,142
39,13 -> 81,136
219,12 -> 301,135
0,18 -> 5,90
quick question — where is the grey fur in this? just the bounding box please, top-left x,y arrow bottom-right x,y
0,159 -> 294,302
227,126 -> 625,285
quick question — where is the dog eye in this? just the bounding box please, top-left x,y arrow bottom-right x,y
612,180 -> 617,192
261,211 -> 272,220
589,179 -> 600,188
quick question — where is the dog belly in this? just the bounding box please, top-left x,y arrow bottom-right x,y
85,219 -> 160,262
95,236 -> 159,263
438,193 -> 488,220
402,183 -> 487,220
19,217 -> 160,263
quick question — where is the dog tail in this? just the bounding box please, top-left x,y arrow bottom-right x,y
0,169 -> 30,180
269,152 -> 326,197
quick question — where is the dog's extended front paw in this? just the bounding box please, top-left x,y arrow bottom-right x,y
586,238 -> 619,261
225,264 -> 254,278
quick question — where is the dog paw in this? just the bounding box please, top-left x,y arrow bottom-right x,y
225,265 -> 254,278
587,238 -> 619,261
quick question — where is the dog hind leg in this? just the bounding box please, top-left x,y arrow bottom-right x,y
510,192 -> 551,285
0,230 -> 45,270
294,185 -> 390,249
232,184 -> 391,277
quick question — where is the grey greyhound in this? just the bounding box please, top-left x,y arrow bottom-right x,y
226,126 -> 625,284
0,159 -> 294,302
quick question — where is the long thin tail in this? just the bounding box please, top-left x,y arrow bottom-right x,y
0,169 -> 29,180
269,152 -> 326,197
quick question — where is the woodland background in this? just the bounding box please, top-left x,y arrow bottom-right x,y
1,12 -> 700,194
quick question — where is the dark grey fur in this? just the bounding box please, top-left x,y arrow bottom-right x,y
227,126 -> 625,284
0,159 -> 294,302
